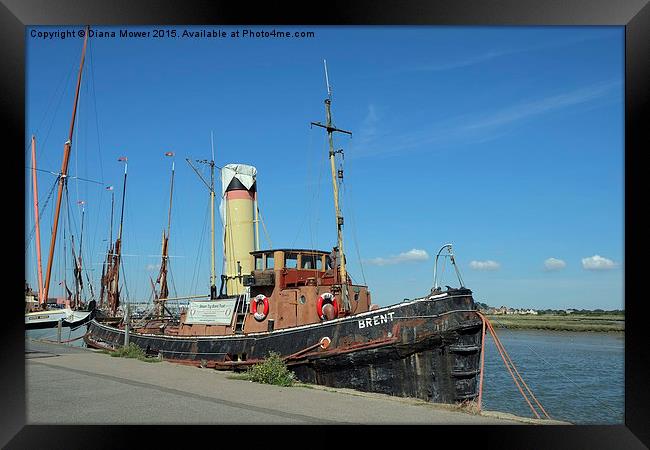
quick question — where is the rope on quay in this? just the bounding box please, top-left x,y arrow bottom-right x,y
477,312 -> 551,420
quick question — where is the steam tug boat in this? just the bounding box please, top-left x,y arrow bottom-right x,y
85,64 -> 484,404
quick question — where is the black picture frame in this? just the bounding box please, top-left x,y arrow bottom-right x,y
2,1 -> 647,448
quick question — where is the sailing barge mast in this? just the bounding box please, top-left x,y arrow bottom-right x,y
41,26 -> 89,307
30,136 -> 45,306
99,187 -> 115,311
310,60 -> 352,312
153,152 -> 175,316
99,158 -> 128,316
110,158 -> 128,316
71,201 -> 86,309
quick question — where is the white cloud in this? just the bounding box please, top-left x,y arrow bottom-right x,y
469,260 -> 500,271
582,255 -> 617,271
146,264 -> 158,272
365,248 -> 429,266
350,80 -> 620,161
544,258 -> 567,271
402,35 -> 610,74
355,104 -> 382,152
462,81 -> 620,132
410,50 -> 509,72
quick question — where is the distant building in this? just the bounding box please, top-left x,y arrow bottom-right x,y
482,305 -> 538,315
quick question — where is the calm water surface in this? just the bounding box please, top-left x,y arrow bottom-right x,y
26,326 -> 88,347
26,326 -> 624,424
481,328 -> 624,424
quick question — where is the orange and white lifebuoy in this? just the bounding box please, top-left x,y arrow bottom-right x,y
251,294 -> 269,322
317,293 -> 339,320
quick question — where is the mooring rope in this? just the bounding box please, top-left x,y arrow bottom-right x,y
477,312 -> 551,419
38,331 -> 89,344
488,313 -> 623,418
488,318 -> 550,418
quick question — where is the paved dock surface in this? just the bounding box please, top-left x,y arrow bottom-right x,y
25,340 -> 564,425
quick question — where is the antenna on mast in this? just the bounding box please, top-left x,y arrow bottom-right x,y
324,59 -> 332,99
210,130 -> 215,162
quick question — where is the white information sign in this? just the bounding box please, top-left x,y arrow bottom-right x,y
185,299 -> 236,325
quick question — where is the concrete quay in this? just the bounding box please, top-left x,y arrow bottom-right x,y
25,339 -> 566,425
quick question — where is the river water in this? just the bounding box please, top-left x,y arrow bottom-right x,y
25,326 -> 624,425
26,325 -> 89,347
481,328 -> 624,424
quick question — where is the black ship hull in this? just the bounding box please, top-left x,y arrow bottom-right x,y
85,288 -> 483,404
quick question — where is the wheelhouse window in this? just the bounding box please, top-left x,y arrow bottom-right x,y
265,253 -> 274,269
285,252 -> 298,269
301,254 -> 323,270
255,255 -> 264,271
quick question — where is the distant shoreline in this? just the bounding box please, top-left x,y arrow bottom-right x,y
484,314 -> 624,332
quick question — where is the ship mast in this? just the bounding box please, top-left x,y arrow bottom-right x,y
210,135 -> 216,299
310,59 -> 352,312
155,152 -> 175,315
30,136 -> 45,306
71,201 -> 86,309
42,26 -> 89,304
99,186 -> 115,310
110,158 -> 128,315
186,136 -> 217,300
103,159 -> 128,316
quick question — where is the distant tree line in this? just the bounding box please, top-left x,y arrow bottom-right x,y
475,302 -> 624,316
537,308 -> 624,316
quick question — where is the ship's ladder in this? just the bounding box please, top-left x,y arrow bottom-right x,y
233,291 -> 250,334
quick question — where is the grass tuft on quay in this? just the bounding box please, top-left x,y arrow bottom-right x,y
102,343 -> 162,362
229,352 -> 296,386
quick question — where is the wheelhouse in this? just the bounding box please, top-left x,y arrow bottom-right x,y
240,248 -> 371,333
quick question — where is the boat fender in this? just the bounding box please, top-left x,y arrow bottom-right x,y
251,294 -> 270,322
317,293 -> 339,320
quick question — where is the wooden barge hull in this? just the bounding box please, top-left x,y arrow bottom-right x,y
84,288 -> 483,404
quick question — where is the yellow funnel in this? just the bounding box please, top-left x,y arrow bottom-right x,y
221,164 -> 257,295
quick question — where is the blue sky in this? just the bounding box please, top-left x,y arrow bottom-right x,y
25,26 -> 624,310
